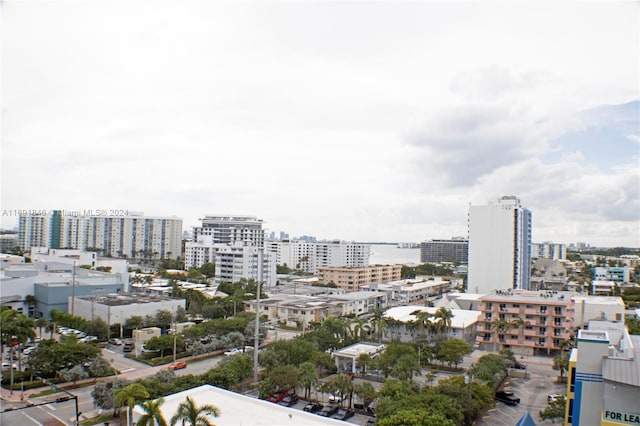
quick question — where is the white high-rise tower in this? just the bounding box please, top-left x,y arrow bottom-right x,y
467,196 -> 532,294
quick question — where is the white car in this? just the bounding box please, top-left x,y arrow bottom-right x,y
224,348 -> 241,356
23,346 -> 37,355
1,362 -> 18,370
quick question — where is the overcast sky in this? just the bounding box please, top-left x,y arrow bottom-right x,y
1,1 -> 639,247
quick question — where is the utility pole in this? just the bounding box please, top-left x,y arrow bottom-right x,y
173,307 -> 177,363
252,282 -> 261,384
71,260 -> 76,316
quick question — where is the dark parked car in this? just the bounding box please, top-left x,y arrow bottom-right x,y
333,408 -> 355,420
267,390 -> 289,403
303,401 -> 323,413
495,390 -> 521,405
513,361 -> 527,370
319,404 -> 339,417
279,394 -> 299,407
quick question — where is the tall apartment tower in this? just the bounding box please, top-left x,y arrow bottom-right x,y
193,215 -> 265,247
467,196 -> 532,294
17,211 -> 183,259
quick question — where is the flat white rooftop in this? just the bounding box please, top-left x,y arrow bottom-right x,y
384,306 -> 481,328
133,384 -> 347,426
333,342 -> 385,358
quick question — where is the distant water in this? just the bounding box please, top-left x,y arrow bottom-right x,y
368,244 -> 420,265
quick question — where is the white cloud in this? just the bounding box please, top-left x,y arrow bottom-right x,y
1,0 -> 638,247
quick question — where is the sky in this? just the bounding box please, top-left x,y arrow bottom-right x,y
1,1 -> 639,247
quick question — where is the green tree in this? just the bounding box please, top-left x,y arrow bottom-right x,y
434,307 -> 454,335
126,315 -> 145,331
144,334 -> 185,358
170,396 -> 220,426
391,353 -> 421,380
59,365 -> 89,384
539,395 -> 567,423
269,365 -> 301,393
298,361 -> 318,399
436,338 -> 473,368
92,379 -> 129,416
138,398 -> 169,426
114,383 -> 150,426
84,317 -> 110,340
353,381 -> 376,408
553,352 -> 569,379
377,409 -> 457,426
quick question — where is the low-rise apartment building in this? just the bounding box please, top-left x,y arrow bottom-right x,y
243,291 -> 387,329
476,289 -> 576,355
317,264 -> 402,291
362,276 -> 453,307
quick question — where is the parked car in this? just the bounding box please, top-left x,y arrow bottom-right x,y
513,361 -> 527,370
1,362 -> 18,370
122,342 -> 134,352
319,404 -> 339,417
108,338 -> 123,346
267,390 -> 289,403
328,393 -> 343,403
547,393 -> 565,403
303,401 -> 323,413
279,394 -> 299,407
224,348 -> 242,356
167,361 -> 187,370
79,336 -> 98,343
23,346 -> 37,355
495,390 -> 521,406
333,408 -> 355,420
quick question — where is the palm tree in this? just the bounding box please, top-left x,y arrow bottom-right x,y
412,310 -> 435,341
170,396 -> 220,426
35,317 -> 48,340
114,383 -> 150,426
138,398 -> 169,426
434,307 -> 453,336
299,361 -> 318,400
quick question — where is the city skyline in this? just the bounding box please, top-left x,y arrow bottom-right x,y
2,1 -> 638,247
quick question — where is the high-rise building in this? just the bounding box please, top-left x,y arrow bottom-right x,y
184,215 -> 276,287
17,211 -> 183,259
531,242 -> 566,260
420,238 -> 468,263
265,240 -> 370,274
193,215 -> 264,247
468,196 -> 532,294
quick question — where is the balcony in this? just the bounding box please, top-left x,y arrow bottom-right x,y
524,308 -> 538,315
506,307 -> 521,314
505,338 -> 520,345
524,329 -> 537,337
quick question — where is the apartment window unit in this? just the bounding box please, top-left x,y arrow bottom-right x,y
500,304 -> 507,311
539,306 -> 548,313
569,367 -> 575,392
555,307 -> 562,315
567,398 -> 574,424
486,303 -> 492,309
541,316 -> 547,324
512,304 -> 520,308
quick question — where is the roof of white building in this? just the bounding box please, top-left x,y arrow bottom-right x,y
572,295 -> 625,306
602,334 -> 640,388
332,342 -> 386,359
384,306 -> 481,328
133,384 -> 347,426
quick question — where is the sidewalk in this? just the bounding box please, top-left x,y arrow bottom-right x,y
0,377 -> 100,403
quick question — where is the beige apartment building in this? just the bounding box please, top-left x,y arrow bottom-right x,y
317,264 -> 402,291
476,289 -> 576,355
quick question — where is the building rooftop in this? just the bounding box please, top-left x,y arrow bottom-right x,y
572,295 -> 625,306
77,293 -> 182,307
384,306 -> 481,328
333,342 -> 385,358
480,289 -> 576,303
133,384 -> 346,426
602,336 -> 640,387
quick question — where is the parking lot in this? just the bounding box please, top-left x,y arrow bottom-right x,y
475,355 -> 568,425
